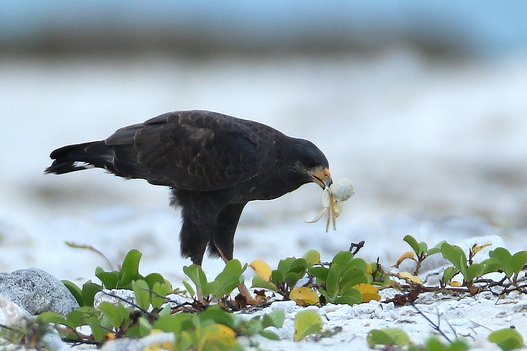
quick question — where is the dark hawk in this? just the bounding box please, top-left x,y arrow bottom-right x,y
45,110 -> 332,266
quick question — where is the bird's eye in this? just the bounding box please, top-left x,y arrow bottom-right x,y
307,158 -> 317,168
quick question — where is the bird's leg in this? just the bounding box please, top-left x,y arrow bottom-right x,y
214,252 -> 259,304
213,250 -> 261,305
208,203 -> 262,305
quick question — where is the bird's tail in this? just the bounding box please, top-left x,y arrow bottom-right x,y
45,141 -> 115,175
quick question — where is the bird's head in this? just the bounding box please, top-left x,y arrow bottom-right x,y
291,138 -> 332,190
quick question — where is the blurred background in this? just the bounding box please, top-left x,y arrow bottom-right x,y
1,0 -> 527,281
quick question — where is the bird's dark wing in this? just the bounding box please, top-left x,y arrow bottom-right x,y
106,110 -> 265,191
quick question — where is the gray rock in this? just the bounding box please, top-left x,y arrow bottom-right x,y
0,268 -> 79,317
0,297 -> 75,351
94,289 -> 137,311
0,294 -> 28,327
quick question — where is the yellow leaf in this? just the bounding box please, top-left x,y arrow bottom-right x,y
290,287 -> 320,306
449,281 -> 462,287
392,251 -> 415,268
399,272 -> 423,285
365,263 -> 372,275
354,284 -> 381,302
472,243 -> 492,255
250,260 -> 272,281
202,324 -> 238,348
302,249 -> 321,266
294,310 -> 323,341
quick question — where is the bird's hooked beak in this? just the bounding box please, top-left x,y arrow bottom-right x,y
311,167 -> 333,190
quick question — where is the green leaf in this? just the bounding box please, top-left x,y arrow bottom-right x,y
424,337 -> 443,351
211,272 -> 240,298
271,269 -> 285,285
284,272 -> 301,290
338,261 -> 359,285
490,248 -> 514,276
144,273 -> 165,289
277,258 -> 294,277
464,263 -> 485,282
124,323 -> 141,338
214,260 -> 244,296
339,286 -> 363,302
96,271 -> 120,289
62,280 -> 83,306
404,235 -> 422,255
262,310 -> 285,329
442,266 -> 459,284
339,270 -> 369,288
154,313 -> 194,334
333,293 -> 362,305
348,257 -> 368,271
182,280 -> 195,297
488,328 -> 524,351
259,329 -> 281,340
418,242 -> 428,255
294,310 -> 323,341
427,240 -> 447,256
490,248 -> 527,278
480,258 -> 503,276
251,275 -> 279,292
201,280 -> 219,298
37,312 -> 73,329
151,281 -> 169,309
81,281 -> 102,307
183,264 -> 208,295
326,263 -> 341,300
117,303 -> 132,325
118,249 -> 142,286
66,308 -> 93,328
90,322 -> 106,342
511,251 -> 527,275
138,315 -> 153,337
367,328 -> 410,348
441,243 -> 467,278
98,302 -> 124,329
238,317 -> 264,336
302,249 -> 321,266
424,337 -> 469,351
316,286 -> 330,302
340,264 -> 368,287
132,279 -> 151,311
200,306 -> 236,329
308,266 -> 329,283
289,258 -> 308,275
177,331 -> 193,351
64,310 -> 85,329
223,259 -> 244,277
332,251 -> 353,267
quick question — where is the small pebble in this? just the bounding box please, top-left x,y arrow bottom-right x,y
269,300 -> 297,313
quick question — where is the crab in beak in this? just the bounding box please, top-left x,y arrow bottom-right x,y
307,177 -> 354,232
